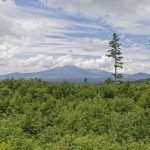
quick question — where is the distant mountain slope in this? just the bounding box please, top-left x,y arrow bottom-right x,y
125,72 -> 150,80
0,65 -> 149,81
0,66 -> 112,81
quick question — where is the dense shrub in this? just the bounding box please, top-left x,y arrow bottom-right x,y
0,79 -> 149,149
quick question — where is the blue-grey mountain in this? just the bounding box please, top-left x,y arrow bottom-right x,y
0,65 -> 149,82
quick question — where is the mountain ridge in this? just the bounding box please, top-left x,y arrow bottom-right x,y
0,65 -> 149,82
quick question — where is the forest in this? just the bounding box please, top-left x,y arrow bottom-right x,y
0,79 -> 149,150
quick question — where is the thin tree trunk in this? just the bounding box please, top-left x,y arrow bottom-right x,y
115,53 -> 117,97
115,67 -> 117,97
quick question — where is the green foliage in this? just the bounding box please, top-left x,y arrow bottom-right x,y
107,33 -> 124,96
0,79 -> 149,149
106,33 -> 124,79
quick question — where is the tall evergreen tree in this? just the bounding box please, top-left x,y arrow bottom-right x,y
106,33 -> 123,96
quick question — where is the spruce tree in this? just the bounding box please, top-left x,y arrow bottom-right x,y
106,33 -> 123,96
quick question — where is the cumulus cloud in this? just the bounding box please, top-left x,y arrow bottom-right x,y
0,54 -> 112,74
1,49 -> 148,75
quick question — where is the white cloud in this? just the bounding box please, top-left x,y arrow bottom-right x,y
40,0 -> 150,35
1,48 -> 149,75
0,54 -> 112,74
0,0 -> 149,74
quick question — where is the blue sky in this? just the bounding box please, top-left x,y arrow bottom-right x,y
0,0 -> 149,74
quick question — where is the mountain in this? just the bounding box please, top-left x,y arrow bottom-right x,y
0,65 -> 149,82
125,72 -> 150,80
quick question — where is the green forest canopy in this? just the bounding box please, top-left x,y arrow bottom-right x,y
0,79 -> 150,149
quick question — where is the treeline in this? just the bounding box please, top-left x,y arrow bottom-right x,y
0,79 -> 150,149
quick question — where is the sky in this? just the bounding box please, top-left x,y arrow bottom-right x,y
0,0 -> 150,74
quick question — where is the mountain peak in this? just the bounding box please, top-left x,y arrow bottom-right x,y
60,65 -> 79,69
0,65 -> 149,82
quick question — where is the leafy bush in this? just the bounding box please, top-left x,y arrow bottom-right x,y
0,79 -> 149,149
